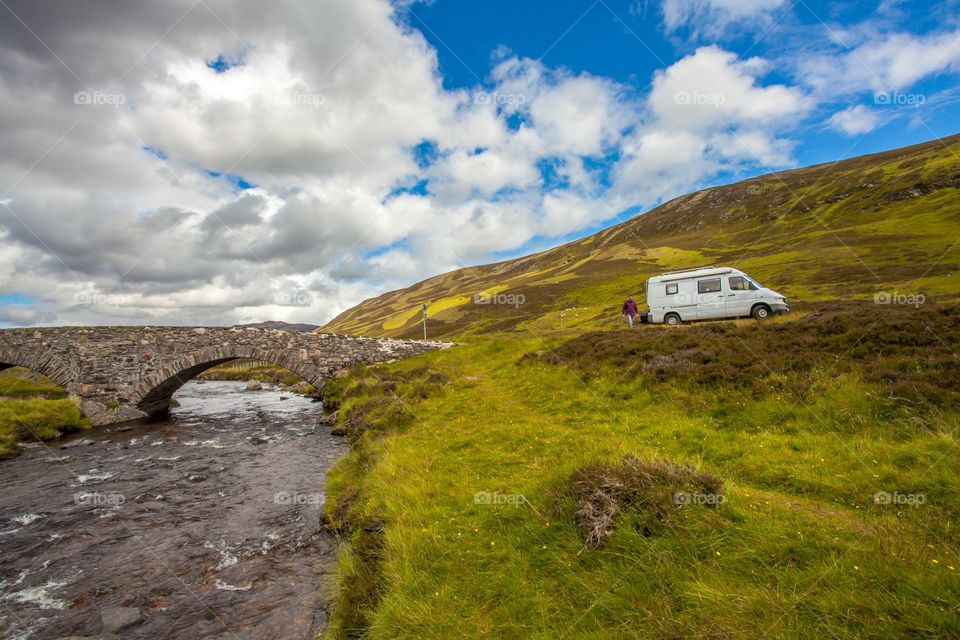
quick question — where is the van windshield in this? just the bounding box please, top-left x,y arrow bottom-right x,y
745,276 -> 763,289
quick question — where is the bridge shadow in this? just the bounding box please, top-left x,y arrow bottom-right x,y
136,353 -> 322,417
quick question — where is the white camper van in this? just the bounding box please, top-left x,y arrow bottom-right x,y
645,267 -> 788,325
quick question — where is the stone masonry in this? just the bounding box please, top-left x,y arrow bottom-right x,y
0,327 -> 451,425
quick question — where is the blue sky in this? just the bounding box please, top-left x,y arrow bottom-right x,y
0,0 -> 958,327
404,0 -> 959,167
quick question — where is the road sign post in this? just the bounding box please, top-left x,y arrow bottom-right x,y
422,303 -> 427,340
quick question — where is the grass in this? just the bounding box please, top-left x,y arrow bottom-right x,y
198,359 -> 314,392
322,303 -> 960,639
0,367 -> 90,458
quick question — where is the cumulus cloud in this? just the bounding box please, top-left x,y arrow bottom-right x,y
613,47 -> 810,204
829,105 -> 881,136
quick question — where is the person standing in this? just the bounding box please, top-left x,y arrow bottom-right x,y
622,295 -> 639,328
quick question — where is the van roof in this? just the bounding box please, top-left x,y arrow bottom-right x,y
649,266 -> 735,282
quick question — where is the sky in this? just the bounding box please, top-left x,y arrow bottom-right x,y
0,0 -> 957,328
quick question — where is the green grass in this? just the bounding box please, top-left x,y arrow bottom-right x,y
198,359 -> 314,391
0,367 -> 90,458
322,304 -> 960,639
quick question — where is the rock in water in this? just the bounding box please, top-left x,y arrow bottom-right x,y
99,606 -> 143,632
60,438 -> 95,449
330,427 -> 347,437
245,380 -> 263,391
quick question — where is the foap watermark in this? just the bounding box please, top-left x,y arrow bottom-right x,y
874,491 -> 925,507
74,291 -> 121,306
275,289 -> 313,307
275,91 -> 326,109
473,291 -> 525,308
674,91 -> 726,107
874,290 -> 925,307
474,92 -> 526,107
674,491 -> 724,507
74,89 -> 126,108
474,491 -> 526,507
274,491 -> 324,507
874,92 -> 925,108
74,491 -> 126,507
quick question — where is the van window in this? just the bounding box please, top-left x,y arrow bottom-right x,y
698,278 -> 721,294
665,283 -> 678,295
729,276 -> 757,291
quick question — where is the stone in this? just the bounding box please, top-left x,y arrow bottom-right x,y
244,380 -> 263,391
98,606 -> 143,632
330,427 -> 347,437
60,438 -> 95,449
0,326 -> 451,426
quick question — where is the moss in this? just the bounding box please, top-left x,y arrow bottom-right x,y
0,368 -> 92,458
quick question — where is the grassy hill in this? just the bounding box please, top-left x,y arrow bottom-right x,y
317,135 -> 960,639
323,134 -> 960,338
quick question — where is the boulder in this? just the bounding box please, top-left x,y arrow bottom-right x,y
98,606 -> 143,632
330,427 -> 347,437
244,380 -> 263,391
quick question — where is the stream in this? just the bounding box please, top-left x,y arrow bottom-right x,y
0,381 -> 345,639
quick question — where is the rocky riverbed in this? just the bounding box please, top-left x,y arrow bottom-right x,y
0,381 -> 345,640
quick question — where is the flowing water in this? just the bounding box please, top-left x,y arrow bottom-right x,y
0,381 -> 346,639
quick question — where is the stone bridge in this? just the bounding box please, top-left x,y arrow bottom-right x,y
0,326 -> 451,426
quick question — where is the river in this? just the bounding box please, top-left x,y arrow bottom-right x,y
0,380 -> 346,640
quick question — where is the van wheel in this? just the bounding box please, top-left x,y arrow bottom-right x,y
752,304 -> 771,320
664,313 -> 681,326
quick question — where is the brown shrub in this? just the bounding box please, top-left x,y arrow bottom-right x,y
564,456 -> 724,548
526,301 -> 960,409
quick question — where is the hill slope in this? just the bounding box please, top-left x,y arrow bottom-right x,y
323,134 -> 960,338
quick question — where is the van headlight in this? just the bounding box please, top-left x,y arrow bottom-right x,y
777,297 -> 787,303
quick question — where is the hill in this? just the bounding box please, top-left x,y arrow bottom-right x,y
323,134 -> 960,338
234,320 -> 319,332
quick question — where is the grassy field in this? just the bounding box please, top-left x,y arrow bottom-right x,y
321,302 -> 959,639
0,367 -> 90,459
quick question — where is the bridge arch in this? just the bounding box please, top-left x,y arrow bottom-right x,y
134,346 -> 325,415
0,347 -> 78,395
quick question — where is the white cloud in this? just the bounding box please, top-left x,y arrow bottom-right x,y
801,28 -> 960,95
649,46 -> 812,131
829,105 -> 881,136
662,0 -> 787,37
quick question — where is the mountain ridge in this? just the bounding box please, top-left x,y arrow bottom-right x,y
323,133 -> 960,338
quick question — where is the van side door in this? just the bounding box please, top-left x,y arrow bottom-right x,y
726,275 -> 758,317
695,277 -> 726,319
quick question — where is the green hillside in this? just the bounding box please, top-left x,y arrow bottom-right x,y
323,134 -> 960,338
318,135 -> 960,639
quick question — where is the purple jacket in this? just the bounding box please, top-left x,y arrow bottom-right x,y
622,299 -> 638,316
